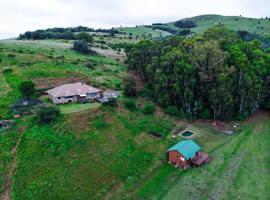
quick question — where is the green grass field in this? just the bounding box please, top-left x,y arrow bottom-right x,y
135,112 -> 270,200
117,26 -> 172,38
57,102 -> 100,114
116,15 -> 270,39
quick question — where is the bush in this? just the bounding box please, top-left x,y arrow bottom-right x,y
142,104 -> 155,114
174,20 -> 197,28
178,29 -> 192,36
2,68 -> 13,74
165,106 -> 178,116
36,106 -> 60,124
19,81 -> 35,98
85,62 -> 94,69
123,78 -> 137,97
73,40 -> 91,54
199,109 -> 212,119
75,32 -> 93,43
7,54 -> 15,58
124,99 -> 136,110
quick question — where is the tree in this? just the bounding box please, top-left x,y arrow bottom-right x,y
19,81 -> 35,98
73,40 -> 91,54
123,99 -> 136,110
174,20 -> 197,28
75,32 -> 93,43
142,104 -> 155,114
36,106 -> 60,124
123,77 -> 137,97
126,27 -> 270,120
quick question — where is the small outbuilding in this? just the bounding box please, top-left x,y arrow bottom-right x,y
167,140 -> 212,169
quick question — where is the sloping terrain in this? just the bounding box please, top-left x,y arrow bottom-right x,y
0,27 -> 270,200
135,112 -> 270,200
119,15 -> 270,38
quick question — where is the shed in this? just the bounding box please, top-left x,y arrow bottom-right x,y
167,140 -> 212,169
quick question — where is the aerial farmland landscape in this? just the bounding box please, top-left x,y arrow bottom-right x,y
0,1 -> 270,200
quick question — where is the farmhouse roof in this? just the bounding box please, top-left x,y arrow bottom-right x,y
167,140 -> 201,160
47,82 -> 101,98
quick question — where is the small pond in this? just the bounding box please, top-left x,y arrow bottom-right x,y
182,131 -> 194,137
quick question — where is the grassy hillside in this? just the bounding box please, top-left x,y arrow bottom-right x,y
118,15 -> 270,38
171,15 -> 270,36
135,112 -> 270,200
1,31 -> 270,199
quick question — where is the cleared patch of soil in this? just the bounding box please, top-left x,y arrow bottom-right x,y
91,47 -> 126,61
33,72 -> 92,90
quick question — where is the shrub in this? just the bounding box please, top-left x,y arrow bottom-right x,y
165,106 -> 178,116
142,104 -> 155,114
73,40 -> 91,54
199,109 -> 212,119
7,54 -> 15,58
75,32 -> 93,43
174,20 -> 197,28
178,29 -> 192,36
19,81 -> 35,98
36,106 -> 60,124
85,62 -> 94,69
115,82 -> 121,89
124,99 -> 136,110
2,68 -> 13,74
123,78 -> 137,97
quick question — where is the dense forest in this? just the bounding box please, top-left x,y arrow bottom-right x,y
127,26 -> 270,120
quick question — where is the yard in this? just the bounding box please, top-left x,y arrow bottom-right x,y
135,112 -> 270,200
57,102 -> 100,114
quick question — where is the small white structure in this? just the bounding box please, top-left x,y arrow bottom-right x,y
47,82 -> 102,104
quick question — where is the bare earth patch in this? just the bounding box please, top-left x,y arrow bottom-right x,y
33,72 -> 92,90
91,47 -> 126,61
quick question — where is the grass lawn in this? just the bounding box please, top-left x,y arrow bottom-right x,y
11,105 -> 174,199
135,112 -> 270,200
57,103 -> 100,114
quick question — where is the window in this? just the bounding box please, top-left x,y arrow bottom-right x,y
180,157 -> 185,161
87,93 -> 96,97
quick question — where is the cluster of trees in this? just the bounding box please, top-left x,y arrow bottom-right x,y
178,29 -> 192,36
18,26 -> 119,40
18,81 -> 60,124
127,26 -> 270,120
174,20 -> 197,29
237,30 -> 270,48
145,25 -> 178,34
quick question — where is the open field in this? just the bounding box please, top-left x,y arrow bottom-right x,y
117,26 -> 172,38
135,112 -> 270,200
117,15 -> 270,39
11,105 -> 174,199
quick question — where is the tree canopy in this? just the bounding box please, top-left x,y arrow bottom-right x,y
127,27 -> 270,120
19,81 -> 35,99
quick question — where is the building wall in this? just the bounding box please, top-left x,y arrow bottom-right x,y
168,150 -> 189,168
49,92 -> 102,104
49,95 -> 76,104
